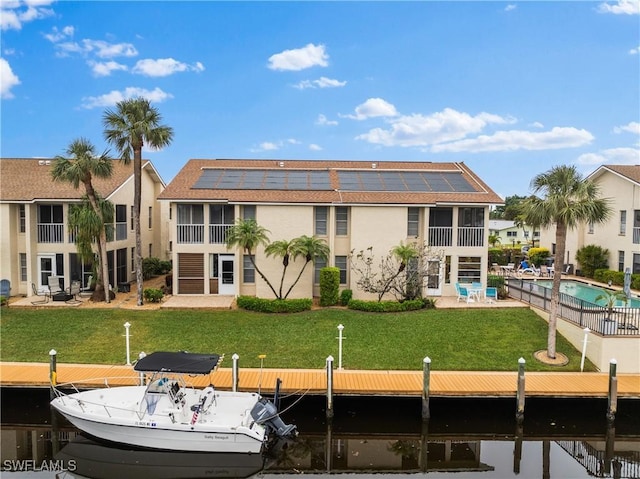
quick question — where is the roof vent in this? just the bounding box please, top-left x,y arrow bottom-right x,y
278,161 -> 285,167
38,160 -> 45,166
371,162 -> 377,169
45,160 -> 51,165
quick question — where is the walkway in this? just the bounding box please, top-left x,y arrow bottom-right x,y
1,362 -> 638,399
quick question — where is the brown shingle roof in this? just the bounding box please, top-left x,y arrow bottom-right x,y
599,165 -> 640,185
159,159 -> 504,205
0,158 -> 139,202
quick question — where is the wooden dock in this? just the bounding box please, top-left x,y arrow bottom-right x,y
1,362 -> 639,399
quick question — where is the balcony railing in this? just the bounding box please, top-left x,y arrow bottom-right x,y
38,223 -> 64,243
209,224 -> 233,244
177,224 -> 204,244
457,226 -> 485,247
634,227 -> 640,244
428,227 -> 452,247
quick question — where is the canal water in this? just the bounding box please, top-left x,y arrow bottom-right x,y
2,388 -> 639,478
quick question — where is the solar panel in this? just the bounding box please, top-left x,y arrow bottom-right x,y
193,169 -> 331,190
336,171 -> 474,193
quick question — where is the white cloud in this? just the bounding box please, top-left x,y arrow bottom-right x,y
630,45 -> 640,54
132,58 -> 205,77
56,39 -> 138,58
1,0 -> 54,31
294,76 -> 346,89
597,0 -> 640,14
309,144 -> 323,151
0,57 -> 20,99
530,121 -> 545,129
268,43 -> 328,71
316,114 -> 338,126
356,107 -> 514,146
576,147 -> 640,165
258,142 -> 279,151
505,4 -> 517,12
43,25 -> 74,43
345,98 -> 398,120
431,127 -> 594,153
80,87 -> 173,109
614,121 -> 640,135
88,60 -> 128,77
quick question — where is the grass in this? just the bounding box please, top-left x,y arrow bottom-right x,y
0,307 -> 597,372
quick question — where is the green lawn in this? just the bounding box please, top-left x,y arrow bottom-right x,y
0,307 -> 596,372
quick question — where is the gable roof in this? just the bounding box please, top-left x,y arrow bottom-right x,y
159,159 -> 504,206
589,164 -> 640,186
0,158 -> 162,202
489,220 -> 516,231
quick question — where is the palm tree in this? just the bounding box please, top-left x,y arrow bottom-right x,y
284,235 -> 330,299
265,239 -> 296,299
488,234 -> 501,248
520,165 -> 612,360
103,97 -> 173,306
51,138 -> 113,303
225,219 -> 279,298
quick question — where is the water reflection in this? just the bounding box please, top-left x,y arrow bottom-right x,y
1,390 -> 639,478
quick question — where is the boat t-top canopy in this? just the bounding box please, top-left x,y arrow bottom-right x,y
134,351 -> 221,374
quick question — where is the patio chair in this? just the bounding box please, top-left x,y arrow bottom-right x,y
0,279 -> 10,299
456,284 -> 473,303
48,276 -> 63,296
540,265 -> 551,277
66,280 -> 82,304
31,283 -> 49,305
485,287 -> 498,303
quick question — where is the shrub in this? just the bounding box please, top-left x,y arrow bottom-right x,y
339,289 -> 353,306
528,247 -> 550,267
142,257 -> 172,279
348,299 -> 425,312
319,267 -> 340,307
487,274 -> 505,288
488,248 -> 508,265
594,269 -> 640,290
576,245 -> 609,278
143,288 -> 164,303
236,296 -> 312,313
0,296 -> 7,306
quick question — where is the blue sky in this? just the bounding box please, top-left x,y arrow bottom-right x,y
1,0 -> 639,199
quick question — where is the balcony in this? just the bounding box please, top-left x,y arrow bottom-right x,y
457,227 -> 485,247
38,223 -> 64,243
209,224 -> 233,244
177,224 -> 204,244
428,227 -> 452,247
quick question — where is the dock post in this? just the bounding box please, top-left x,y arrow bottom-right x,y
337,324 -> 345,370
607,359 -> 618,422
580,328 -> 590,372
326,355 -> 334,419
422,356 -> 431,420
232,353 -> 239,392
124,322 -> 131,365
516,357 -> 525,420
49,349 -> 57,399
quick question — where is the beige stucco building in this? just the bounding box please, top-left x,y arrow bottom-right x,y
0,158 -> 167,297
538,165 -> 640,275
158,159 -> 503,300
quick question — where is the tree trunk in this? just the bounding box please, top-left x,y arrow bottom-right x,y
85,181 -> 110,304
548,221 -> 568,359
247,250 -> 279,298
134,150 -> 144,306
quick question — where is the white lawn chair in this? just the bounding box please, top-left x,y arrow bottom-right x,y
48,276 -> 63,296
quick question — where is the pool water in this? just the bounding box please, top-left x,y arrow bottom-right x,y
536,280 -> 640,308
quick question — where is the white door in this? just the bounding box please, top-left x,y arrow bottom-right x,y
218,254 -> 235,295
425,259 -> 443,296
37,254 -> 56,293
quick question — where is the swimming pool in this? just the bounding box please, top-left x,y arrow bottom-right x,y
536,280 -> 640,308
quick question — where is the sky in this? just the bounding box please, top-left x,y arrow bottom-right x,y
1,0 -> 639,200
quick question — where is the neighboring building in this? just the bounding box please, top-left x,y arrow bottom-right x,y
488,220 -> 539,249
538,164 -> 640,274
0,158 -> 167,297
158,159 -> 503,300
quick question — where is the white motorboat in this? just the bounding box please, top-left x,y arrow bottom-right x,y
50,351 -> 297,454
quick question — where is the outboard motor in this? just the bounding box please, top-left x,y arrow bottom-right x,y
250,398 -> 297,438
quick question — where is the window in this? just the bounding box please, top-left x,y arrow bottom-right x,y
210,205 -> 234,243
37,204 -> 63,243
149,243 -> 152,257
336,206 -> 348,235
115,205 -> 127,240
458,256 -> 482,283
588,222 -> 594,234
210,254 -> 219,278
177,204 -> 204,243
314,257 -> 327,284
243,255 -> 255,283
243,205 -> 256,220
315,207 -> 328,235
130,206 -> 134,230
169,241 -> 172,252
19,205 -> 25,233
131,247 -> 135,271
407,207 -> 419,237
458,207 -> 484,227
148,206 -> 152,229
618,251 -> 625,272
620,211 -> 627,235
19,253 -> 27,281
335,256 -> 348,284
507,231 -> 517,237
634,253 -> 640,275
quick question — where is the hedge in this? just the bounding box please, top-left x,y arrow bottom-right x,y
236,296 -> 313,313
348,298 -> 426,312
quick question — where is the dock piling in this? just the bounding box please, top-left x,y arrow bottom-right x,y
49,349 -> 57,399
607,359 -> 618,422
422,356 -> 431,420
232,353 -> 239,392
326,355 -> 334,419
124,322 -> 131,365
516,357 -> 525,420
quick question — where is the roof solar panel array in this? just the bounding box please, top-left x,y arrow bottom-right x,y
193,169 -> 332,190
336,171 -> 474,193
